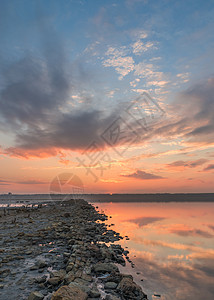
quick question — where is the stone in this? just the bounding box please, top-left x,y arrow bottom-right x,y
51,285 -> 87,300
35,275 -> 47,283
30,265 -> 39,271
93,263 -> 119,273
64,271 -> 75,284
81,273 -> 92,282
69,282 -> 90,294
105,295 -> 121,300
89,289 -> 100,298
28,291 -> 44,300
66,263 -> 74,272
37,260 -> 47,269
48,277 -> 61,286
50,269 -> 66,280
117,277 -> 147,299
104,281 -> 118,289
74,278 -> 89,286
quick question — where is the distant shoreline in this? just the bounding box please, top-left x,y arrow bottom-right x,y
0,193 -> 214,203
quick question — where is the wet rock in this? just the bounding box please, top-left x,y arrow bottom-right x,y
81,273 -> 92,282
69,282 -> 90,294
115,255 -> 125,266
64,271 -> 75,284
37,260 -> 47,269
117,276 -> 147,299
89,288 -> 100,298
66,263 -> 74,272
104,281 -> 118,289
28,291 -> 44,300
51,285 -> 87,300
48,277 -> 61,286
35,275 -> 47,283
93,262 -> 119,273
50,269 -> 66,281
105,295 -> 121,300
0,268 -> 10,277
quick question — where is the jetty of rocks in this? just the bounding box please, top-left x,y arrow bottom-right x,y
0,199 -> 148,300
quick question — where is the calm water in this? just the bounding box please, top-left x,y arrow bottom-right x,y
96,202 -> 214,300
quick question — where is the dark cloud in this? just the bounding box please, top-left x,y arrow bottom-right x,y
0,15 -> 124,157
133,77 -> 214,149
127,216 -> 165,227
121,170 -> 164,180
207,224 -> 214,231
0,178 -> 46,185
17,180 -> 47,185
175,78 -> 214,145
0,179 -> 10,185
203,164 -> 214,171
0,6 -> 214,162
167,159 -> 208,168
193,262 -> 214,278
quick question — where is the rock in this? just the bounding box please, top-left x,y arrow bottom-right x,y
0,284 -> 4,289
93,262 -> 119,273
48,277 -> 61,286
51,285 -> 87,300
50,269 -> 66,280
35,275 -> 47,283
28,291 -> 44,300
104,281 -> 118,289
117,277 -> 147,299
81,273 -> 92,282
37,260 -> 47,269
105,295 -> 121,300
64,213 -> 70,218
30,264 -> 39,271
89,289 -> 100,298
69,282 -> 90,294
64,271 -> 75,284
66,263 -> 74,272
74,278 -> 89,286
0,268 -> 10,277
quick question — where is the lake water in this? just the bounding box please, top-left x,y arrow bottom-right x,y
96,202 -> 214,300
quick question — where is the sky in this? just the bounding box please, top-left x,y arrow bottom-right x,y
0,0 -> 214,194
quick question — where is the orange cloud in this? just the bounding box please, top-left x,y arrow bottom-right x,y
3,147 -> 60,159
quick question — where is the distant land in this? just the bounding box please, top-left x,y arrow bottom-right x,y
84,193 -> 214,202
0,193 -> 214,203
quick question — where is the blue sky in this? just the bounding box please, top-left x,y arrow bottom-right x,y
0,0 -> 214,193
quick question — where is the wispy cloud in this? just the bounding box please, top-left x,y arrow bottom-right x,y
0,179 -> 10,185
134,62 -> 168,89
132,40 -> 156,55
176,72 -> 190,83
167,159 -> 208,169
103,47 -> 135,79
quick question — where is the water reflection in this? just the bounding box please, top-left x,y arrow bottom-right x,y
97,202 -> 214,300
127,216 -> 165,227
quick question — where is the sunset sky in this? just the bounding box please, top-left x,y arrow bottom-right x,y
0,0 -> 214,194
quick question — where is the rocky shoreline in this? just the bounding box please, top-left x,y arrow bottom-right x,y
0,199 -> 148,300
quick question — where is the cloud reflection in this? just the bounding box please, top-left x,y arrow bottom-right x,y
133,252 -> 214,300
169,227 -> 213,238
126,216 -> 165,227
